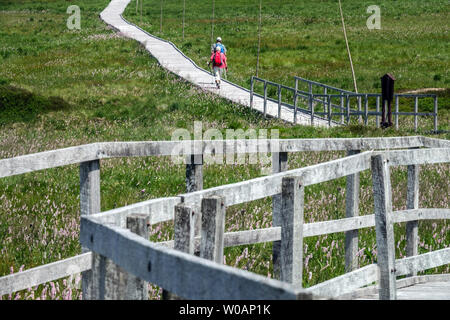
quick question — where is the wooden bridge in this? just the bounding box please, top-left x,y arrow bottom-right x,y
0,136 -> 449,300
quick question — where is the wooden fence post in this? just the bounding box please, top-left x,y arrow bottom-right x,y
406,157 -> 420,276
122,213 -> 150,299
89,213 -> 150,300
186,154 -> 203,253
280,176 -> 304,287
162,155 -> 202,299
371,154 -> 397,300
80,160 -> 100,300
272,152 -> 288,280
345,150 -> 360,272
200,196 -> 226,264
162,203 -> 195,300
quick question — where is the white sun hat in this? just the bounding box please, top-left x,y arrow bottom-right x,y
216,37 -> 222,42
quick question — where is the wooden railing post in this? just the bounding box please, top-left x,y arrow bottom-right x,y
371,154 -> 397,300
272,152 -> 288,280
345,150 -> 360,272
200,196 -> 226,264
163,155 -> 202,299
162,203 -> 195,300
280,176 -> 304,287
80,160 -> 100,300
122,213 -> 150,299
89,213 -> 150,300
406,153 -> 420,276
186,154 -> 203,247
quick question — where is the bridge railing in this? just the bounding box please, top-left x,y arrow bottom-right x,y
250,76 -> 438,131
0,137 -> 449,299
81,145 -> 449,300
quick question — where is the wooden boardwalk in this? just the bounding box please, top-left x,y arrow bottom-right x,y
100,0 -> 330,127
338,275 -> 450,300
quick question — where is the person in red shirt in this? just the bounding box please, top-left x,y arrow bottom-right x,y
208,46 -> 227,89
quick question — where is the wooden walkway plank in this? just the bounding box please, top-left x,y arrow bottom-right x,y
99,0 -> 330,127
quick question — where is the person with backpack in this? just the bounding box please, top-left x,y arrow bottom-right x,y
208,46 -> 227,89
213,37 -> 227,55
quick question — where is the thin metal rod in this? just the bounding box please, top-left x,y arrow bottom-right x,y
434,96 -> 438,133
395,95 -> 399,130
338,0 -> 358,93
211,0 -> 215,46
414,96 -> 418,132
256,0 -> 262,77
141,0 -> 143,24
182,0 -> 185,40
160,0 -> 163,32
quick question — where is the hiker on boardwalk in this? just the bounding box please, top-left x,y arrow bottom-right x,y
212,37 -> 227,55
208,46 -> 227,89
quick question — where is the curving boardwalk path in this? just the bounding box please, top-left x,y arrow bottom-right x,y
337,275 -> 450,300
99,0 -> 329,127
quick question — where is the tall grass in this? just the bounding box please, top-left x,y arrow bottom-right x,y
0,0 -> 448,299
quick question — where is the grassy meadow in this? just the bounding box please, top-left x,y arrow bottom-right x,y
0,0 -> 448,299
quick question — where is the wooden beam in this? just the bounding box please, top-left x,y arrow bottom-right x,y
0,253 -> 91,296
345,150 -> 360,272
272,152 -> 288,279
80,216 -> 313,300
280,176 -> 304,287
371,154 -> 396,300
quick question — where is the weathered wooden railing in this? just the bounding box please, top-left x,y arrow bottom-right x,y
0,136 -> 449,299
250,76 -> 439,131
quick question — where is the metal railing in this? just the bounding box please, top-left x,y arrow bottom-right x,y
250,76 -> 439,132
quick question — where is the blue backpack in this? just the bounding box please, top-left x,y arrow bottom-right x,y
215,43 -> 226,54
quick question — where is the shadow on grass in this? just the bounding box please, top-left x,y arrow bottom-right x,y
0,82 -> 72,126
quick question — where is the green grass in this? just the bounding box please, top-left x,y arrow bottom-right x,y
0,0 -> 448,299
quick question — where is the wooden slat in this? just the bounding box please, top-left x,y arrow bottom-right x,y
154,208 -> 449,250
0,144 -> 99,178
80,216 -> 313,300
0,253 -> 92,296
395,248 -> 450,276
91,196 -> 181,227
0,137 -> 427,179
181,151 -> 373,207
420,137 -> 450,149
306,264 -> 379,298
386,147 -> 450,166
